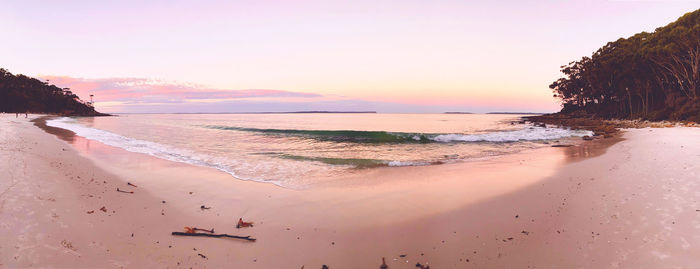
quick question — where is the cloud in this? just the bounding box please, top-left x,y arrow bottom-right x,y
40,76 -> 322,104
86,98 -> 556,114
38,75 -> 558,114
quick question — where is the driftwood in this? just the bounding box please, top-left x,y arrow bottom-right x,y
116,188 -> 134,194
184,226 -> 215,234
127,182 -> 138,187
171,232 -> 256,242
193,227 -> 215,233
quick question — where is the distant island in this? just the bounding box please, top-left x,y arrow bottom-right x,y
487,112 -> 544,115
283,111 -> 376,114
547,9 -> 699,122
166,111 -> 378,114
0,68 -> 108,116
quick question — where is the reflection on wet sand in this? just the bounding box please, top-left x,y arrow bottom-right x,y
34,116 -> 95,154
32,116 -> 76,143
562,135 -> 624,162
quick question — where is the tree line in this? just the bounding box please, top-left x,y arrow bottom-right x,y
0,68 -> 106,116
549,9 -> 699,122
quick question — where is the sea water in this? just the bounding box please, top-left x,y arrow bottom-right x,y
47,113 -> 591,187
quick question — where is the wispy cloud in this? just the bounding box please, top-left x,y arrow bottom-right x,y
40,76 -> 322,104
37,75 -> 557,114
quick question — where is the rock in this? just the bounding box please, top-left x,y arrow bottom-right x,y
582,136 -> 593,141
415,263 -> 430,269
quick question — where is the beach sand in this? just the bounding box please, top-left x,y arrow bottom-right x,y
1,115 -> 699,268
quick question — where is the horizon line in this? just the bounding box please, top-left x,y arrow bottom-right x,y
106,111 -> 551,115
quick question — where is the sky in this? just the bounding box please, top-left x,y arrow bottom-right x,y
1,1 -> 698,113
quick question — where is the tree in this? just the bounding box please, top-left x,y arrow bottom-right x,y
0,68 -> 107,116
549,9 -> 700,121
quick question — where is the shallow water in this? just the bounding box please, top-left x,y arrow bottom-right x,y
47,113 -> 592,187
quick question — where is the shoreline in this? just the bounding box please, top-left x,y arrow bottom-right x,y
2,114 -> 699,268
37,115 -> 597,189
526,113 -> 700,138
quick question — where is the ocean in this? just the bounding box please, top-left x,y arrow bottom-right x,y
46,113 -> 592,188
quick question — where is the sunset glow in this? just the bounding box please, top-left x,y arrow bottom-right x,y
1,1 -> 697,113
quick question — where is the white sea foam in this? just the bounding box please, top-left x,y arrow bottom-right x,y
386,160 -> 431,167
45,117 -> 282,185
46,117 -> 594,187
430,127 -> 593,143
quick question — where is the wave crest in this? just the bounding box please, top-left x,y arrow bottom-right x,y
203,125 -> 593,143
45,117 -> 278,184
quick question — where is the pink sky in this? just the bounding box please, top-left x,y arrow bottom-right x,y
1,1 -> 697,113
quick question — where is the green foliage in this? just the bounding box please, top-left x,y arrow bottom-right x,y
550,9 -> 700,121
0,68 -> 105,115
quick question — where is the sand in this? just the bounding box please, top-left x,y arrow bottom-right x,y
1,115 -> 699,268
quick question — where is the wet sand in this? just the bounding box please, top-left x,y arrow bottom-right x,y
1,115 -> 699,268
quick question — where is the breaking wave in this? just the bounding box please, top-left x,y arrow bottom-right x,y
202,125 -> 593,143
45,117 -> 282,185
275,154 -> 436,168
